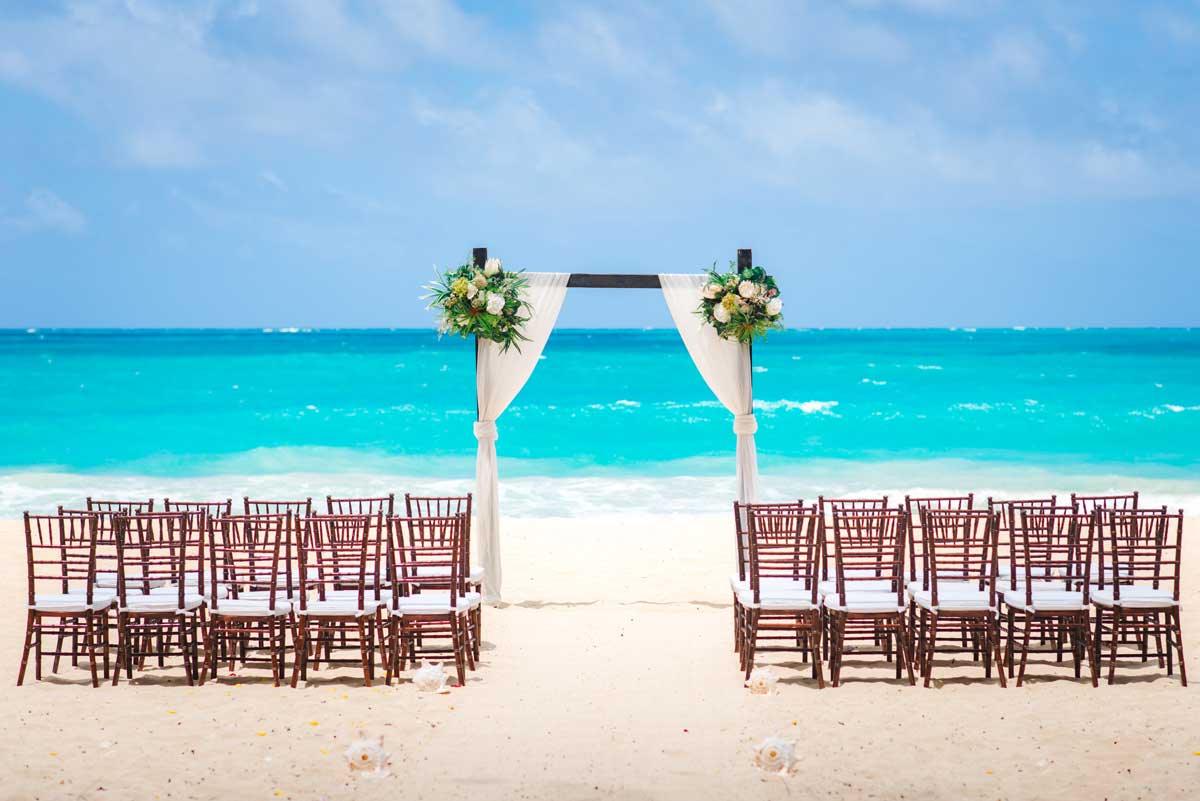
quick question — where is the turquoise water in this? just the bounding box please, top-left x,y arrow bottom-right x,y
1,328 -> 1198,515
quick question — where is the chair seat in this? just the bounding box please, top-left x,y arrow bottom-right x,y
391,591 -> 482,615
238,588 -> 305,601
411,566 -> 486,584
119,593 -> 205,613
730,575 -> 813,595
736,588 -> 817,611
823,591 -> 907,614
296,599 -> 383,617
912,589 -> 995,612
1091,586 -> 1178,609
31,593 -> 115,613
1003,589 -> 1087,612
148,581 -> 207,597
907,579 -> 985,596
819,579 -> 897,597
210,598 -> 293,617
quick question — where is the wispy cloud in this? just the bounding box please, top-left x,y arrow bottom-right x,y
2,189 -> 87,236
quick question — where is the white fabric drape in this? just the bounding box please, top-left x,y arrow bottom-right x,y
659,273 -> 760,504
475,272 -> 570,603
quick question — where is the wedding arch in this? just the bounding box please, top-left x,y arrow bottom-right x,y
466,247 -> 763,602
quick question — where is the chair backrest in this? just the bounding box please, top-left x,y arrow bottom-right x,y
903,495 -> 974,580
732,500 -> 806,582
920,509 -> 998,606
819,496 -> 889,517
207,514 -> 287,612
88,498 -> 154,515
297,514 -> 384,611
828,508 -> 907,608
114,512 -> 199,609
389,514 -> 467,606
165,498 -> 232,518
745,506 -> 822,606
1096,508 -> 1180,600
327,494 -> 395,516
406,494 -> 473,573
1071,492 -> 1138,515
23,512 -> 99,606
1009,509 -> 1094,603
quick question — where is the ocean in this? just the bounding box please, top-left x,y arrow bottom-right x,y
1,328 -> 1198,517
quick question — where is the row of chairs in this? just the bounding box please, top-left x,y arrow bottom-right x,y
17,493 -> 483,688
732,492 -> 1187,688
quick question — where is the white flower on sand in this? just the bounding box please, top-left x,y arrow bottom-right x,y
484,257 -> 502,277
702,283 -> 723,300
712,304 -> 730,324
752,737 -> 798,776
472,273 -> 488,289
766,298 -> 782,317
745,666 -> 778,695
412,660 -> 449,693
465,283 -> 479,300
345,733 -> 388,774
738,280 -> 757,299
485,292 -> 505,315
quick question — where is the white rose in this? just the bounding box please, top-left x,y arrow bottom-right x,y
485,292 -> 505,315
738,280 -> 757,299
766,298 -> 782,317
713,304 -> 730,323
345,733 -> 388,773
745,666 -> 778,695
465,283 -> 479,299
702,283 -> 722,300
752,737 -> 797,775
484,257 -> 502,277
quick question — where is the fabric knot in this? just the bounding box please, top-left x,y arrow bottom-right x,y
732,413 -> 758,435
473,420 -> 499,442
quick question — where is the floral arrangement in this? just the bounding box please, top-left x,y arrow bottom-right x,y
426,256 -> 532,352
697,263 -> 783,343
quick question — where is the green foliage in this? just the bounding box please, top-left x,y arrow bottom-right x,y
696,261 -> 784,344
424,258 -> 533,352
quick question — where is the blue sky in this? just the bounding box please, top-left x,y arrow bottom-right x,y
1,0 -> 1198,328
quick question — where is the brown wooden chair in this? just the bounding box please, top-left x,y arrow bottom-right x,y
165,498 -> 232,518
914,509 -> 1005,687
290,514 -> 385,687
823,508 -> 914,686
738,506 -> 824,687
328,494 -> 395,516
201,513 -> 293,686
902,495 -> 974,666
111,512 -> 205,685
1072,492 -> 1139,515
1001,509 -> 1098,686
17,512 -> 112,687
1092,508 -> 1187,685
385,514 -> 478,686
405,494 -> 481,648
731,501 -> 806,657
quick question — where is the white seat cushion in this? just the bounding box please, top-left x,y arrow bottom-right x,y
239,588 -> 304,601
297,599 -> 383,617
736,588 -> 817,611
908,579 -> 985,596
210,598 -> 293,617
120,593 -> 205,613
1003,589 -> 1087,612
912,589 -> 995,612
31,593 -> 115,613
823,591 -> 907,614
819,579 -> 897,597
391,591 -> 482,615
1091,586 -> 1178,608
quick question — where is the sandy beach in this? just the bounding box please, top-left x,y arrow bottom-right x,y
2,512 -> 1198,801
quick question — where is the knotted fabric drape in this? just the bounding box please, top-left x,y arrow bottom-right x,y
659,273 -> 760,504
475,272 -> 569,602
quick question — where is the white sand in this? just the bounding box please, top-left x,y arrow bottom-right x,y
2,513 -> 1198,800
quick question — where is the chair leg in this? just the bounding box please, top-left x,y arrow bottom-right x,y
923,613 -> 938,688
450,616 -> 467,686
830,614 -> 845,688
290,620 -> 307,688
84,612 -> 99,688
1107,608 -> 1122,685
1171,608 -> 1188,687
810,627 -> 825,689
1016,615 -> 1033,687
16,611 -> 36,686
991,615 -> 1007,688
742,610 -> 758,681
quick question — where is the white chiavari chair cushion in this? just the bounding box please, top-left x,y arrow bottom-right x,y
390,591 -> 482,615
822,591 -> 907,613
31,593 -> 115,613
296,599 -> 383,617
209,598 -> 293,617
1091,586 -> 1178,608
119,593 -> 206,613
912,589 -> 995,612
1002,589 -> 1087,612
736,588 -> 818,611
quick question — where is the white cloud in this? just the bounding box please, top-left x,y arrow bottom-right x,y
123,128 -> 204,168
260,170 -> 288,192
2,189 -> 86,235
1146,7 -> 1200,45
984,31 -> 1045,82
